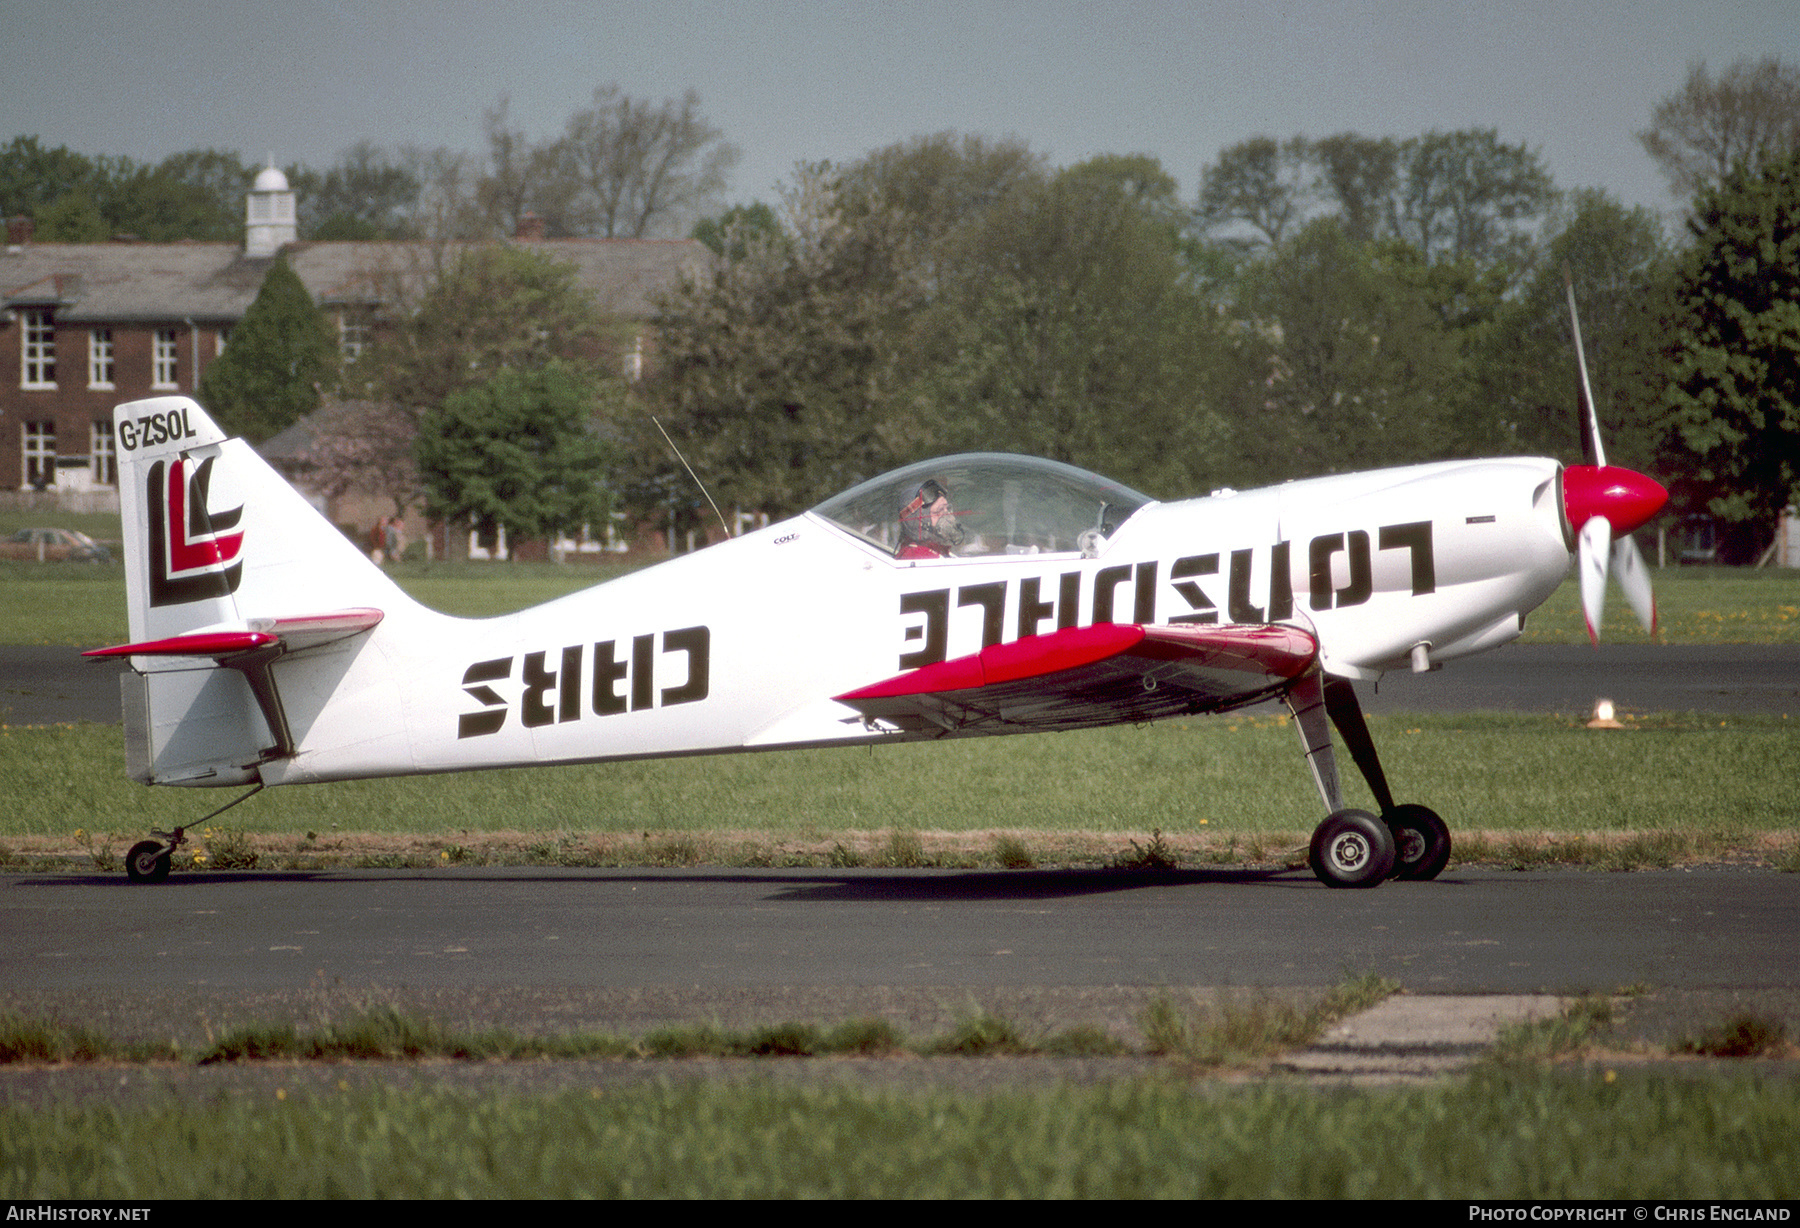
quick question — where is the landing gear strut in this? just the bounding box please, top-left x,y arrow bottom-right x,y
1286,671 -> 1451,888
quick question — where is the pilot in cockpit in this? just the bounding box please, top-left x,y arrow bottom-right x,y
896,479 -> 965,559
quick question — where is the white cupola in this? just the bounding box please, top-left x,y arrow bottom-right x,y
246,163 -> 297,257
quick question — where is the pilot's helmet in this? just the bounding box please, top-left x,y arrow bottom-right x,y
899,478 -> 962,553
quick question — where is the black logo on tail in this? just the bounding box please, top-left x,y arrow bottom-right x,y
148,457 -> 245,607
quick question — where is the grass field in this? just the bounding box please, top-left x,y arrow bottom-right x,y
3,984 -> 1796,1198
2,711 -> 1793,872
2,552 -> 1796,870
3,552 -> 1799,645
5,1064 -> 1797,1198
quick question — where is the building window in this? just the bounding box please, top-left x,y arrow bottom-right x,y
88,328 -> 114,389
22,420 -> 55,489
91,419 -> 116,486
21,309 -> 55,388
153,328 -> 178,389
339,312 -> 369,364
216,326 -> 230,356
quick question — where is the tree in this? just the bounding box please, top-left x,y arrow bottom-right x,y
690,200 -> 784,260
1471,190 -> 1673,464
360,244 -> 620,419
415,363 -> 613,547
1392,129 -> 1556,270
304,397 -> 423,518
564,84 -> 739,238
638,160 -> 932,521
403,147 -> 491,243
0,138 -> 248,242
1640,57 -> 1800,201
1660,148 -> 1800,538
291,141 -> 423,239
478,96 -> 581,238
33,191 -> 109,241
639,138 -> 1053,527
923,159 -> 1232,494
1312,133 -> 1400,243
124,148 -> 251,240
1197,136 -> 1316,247
328,245 -> 619,522
196,256 -> 338,442
1230,218 -> 1467,480
837,131 -> 1044,250
0,136 -> 112,230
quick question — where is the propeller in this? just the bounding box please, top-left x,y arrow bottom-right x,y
1561,270 -> 1667,643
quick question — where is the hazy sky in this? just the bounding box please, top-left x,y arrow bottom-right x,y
5,0 -> 1798,227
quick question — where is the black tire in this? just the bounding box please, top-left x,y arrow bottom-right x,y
1308,809 -> 1395,888
125,840 -> 171,884
1386,804 -> 1451,881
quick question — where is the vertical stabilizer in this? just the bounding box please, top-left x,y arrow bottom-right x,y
103,397 -> 423,785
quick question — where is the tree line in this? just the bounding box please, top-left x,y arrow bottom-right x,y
14,59 -> 1796,560
630,56 -> 1799,557
1,83 -> 736,243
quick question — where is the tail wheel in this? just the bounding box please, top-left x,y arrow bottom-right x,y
1386,804 -> 1451,881
1308,809 -> 1394,889
125,840 -> 171,884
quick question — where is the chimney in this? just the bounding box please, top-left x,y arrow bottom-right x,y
6,216 -> 32,248
515,212 -> 546,242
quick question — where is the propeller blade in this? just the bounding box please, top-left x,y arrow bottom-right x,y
1610,532 -> 1658,636
1577,515 -> 1612,644
1565,265 -> 1606,468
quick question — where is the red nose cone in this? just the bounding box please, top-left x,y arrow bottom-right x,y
1564,465 -> 1668,536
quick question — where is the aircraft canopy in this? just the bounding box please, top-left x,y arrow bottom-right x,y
811,453 -> 1154,559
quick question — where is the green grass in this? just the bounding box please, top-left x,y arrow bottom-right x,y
379,558 -> 642,619
4,1069 -> 1796,1198
0,508 -> 123,544
1141,974 -> 1398,1068
9,987 -> 1794,1198
1486,994 -> 1621,1065
0,557 -> 627,646
0,1002 -> 1118,1067
3,558 -> 1798,646
0,561 -> 129,645
1,712 -> 1794,869
1521,564 -> 1800,643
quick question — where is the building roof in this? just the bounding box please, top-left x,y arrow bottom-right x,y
1,237 -> 711,324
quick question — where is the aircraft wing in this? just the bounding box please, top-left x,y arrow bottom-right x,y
835,622 -> 1318,736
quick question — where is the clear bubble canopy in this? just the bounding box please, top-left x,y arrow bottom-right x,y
810,453 -> 1154,559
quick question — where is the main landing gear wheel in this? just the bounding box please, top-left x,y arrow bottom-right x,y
1309,809 -> 1395,889
125,840 -> 172,884
1386,804 -> 1451,881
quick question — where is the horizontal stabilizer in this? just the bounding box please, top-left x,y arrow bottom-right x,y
836,622 -> 1318,735
84,608 -> 384,660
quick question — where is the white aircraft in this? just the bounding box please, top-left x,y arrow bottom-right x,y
87,296 -> 1665,889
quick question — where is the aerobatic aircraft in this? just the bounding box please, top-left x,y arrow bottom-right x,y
87,287 -> 1666,888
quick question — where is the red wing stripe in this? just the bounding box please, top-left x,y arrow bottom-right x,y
839,624 -> 1146,701
83,608 -> 385,660
837,622 -> 1317,706
83,631 -> 277,658
1133,623 -> 1318,674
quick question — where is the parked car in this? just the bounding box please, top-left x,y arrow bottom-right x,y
0,527 -> 113,563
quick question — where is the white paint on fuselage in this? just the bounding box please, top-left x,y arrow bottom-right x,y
265,456 -> 1572,784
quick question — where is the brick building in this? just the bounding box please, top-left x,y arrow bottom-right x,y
1,169 -> 710,504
